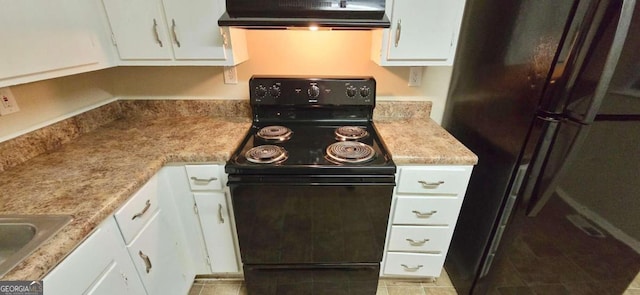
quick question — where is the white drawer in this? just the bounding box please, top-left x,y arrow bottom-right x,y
114,175 -> 159,244
185,165 -> 223,191
393,196 -> 462,225
388,226 -> 453,253
383,252 -> 445,277
397,166 -> 472,195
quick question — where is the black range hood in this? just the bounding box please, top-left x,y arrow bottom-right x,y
218,0 -> 390,29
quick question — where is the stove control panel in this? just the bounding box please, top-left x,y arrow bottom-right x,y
250,76 -> 376,105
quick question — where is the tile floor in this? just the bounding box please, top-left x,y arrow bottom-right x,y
486,196 -> 640,295
188,272 -> 458,295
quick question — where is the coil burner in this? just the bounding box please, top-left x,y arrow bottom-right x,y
326,141 -> 375,164
334,126 -> 369,141
245,145 -> 288,164
257,126 -> 293,142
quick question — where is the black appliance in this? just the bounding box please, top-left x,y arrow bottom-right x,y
218,0 -> 390,29
225,76 -> 396,294
443,0 -> 640,293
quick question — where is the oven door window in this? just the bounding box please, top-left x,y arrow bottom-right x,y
230,184 -> 393,264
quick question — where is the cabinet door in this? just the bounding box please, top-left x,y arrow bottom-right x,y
128,211 -> 193,295
194,192 -> 240,273
102,0 -> 172,60
384,0 -> 464,64
44,217 -> 145,295
161,0 -> 227,60
0,0 -> 100,81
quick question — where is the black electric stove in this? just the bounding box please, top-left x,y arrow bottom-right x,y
225,76 -> 395,295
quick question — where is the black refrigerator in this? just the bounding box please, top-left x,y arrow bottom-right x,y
442,0 -> 640,293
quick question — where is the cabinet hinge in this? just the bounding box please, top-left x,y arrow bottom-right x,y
206,255 -> 212,266
110,33 -> 117,46
193,203 -> 199,215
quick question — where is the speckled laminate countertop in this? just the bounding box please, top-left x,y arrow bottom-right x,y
0,101 -> 476,281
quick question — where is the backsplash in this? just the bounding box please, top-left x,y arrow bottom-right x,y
0,99 -> 431,172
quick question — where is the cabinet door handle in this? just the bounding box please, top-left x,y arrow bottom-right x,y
412,210 -> 437,218
218,203 -> 225,224
190,176 -> 218,185
171,19 -> 181,47
401,264 -> 423,272
131,200 -> 151,220
394,19 -> 402,47
139,250 -> 152,273
406,238 -> 429,246
153,19 -> 163,47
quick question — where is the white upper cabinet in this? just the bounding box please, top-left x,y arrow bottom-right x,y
371,0 -> 466,66
101,0 -> 172,60
0,0 -> 116,87
102,0 -> 248,65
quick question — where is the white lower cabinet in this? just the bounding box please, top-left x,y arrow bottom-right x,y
384,252 -> 446,277
127,211 -> 192,295
193,192 -> 239,273
44,171 -> 195,295
382,165 -> 473,278
184,164 -> 241,274
43,217 -> 146,295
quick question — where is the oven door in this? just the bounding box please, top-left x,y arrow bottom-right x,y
228,176 -> 394,265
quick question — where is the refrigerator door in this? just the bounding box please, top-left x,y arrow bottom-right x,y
525,0 -> 637,215
442,0 -> 576,293
563,0 -> 637,122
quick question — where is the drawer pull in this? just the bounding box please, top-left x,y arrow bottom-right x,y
131,200 -> 151,220
401,264 -> 423,272
418,180 -> 445,188
139,250 -> 152,273
190,176 -> 218,185
406,238 -> 429,246
218,203 -> 225,224
412,210 -> 437,218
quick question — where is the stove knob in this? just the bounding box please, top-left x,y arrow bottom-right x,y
255,85 -> 267,98
308,85 -> 320,99
360,86 -> 371,98
269,85 -> 281,98
346,86 -> 357,98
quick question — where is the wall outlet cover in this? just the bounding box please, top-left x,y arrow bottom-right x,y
0,87 -> 20,115
223,66 -> 238,85
408,67 -> 423,87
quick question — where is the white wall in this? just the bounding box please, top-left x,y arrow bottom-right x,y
1,30 -> 453,143
0,70 -> 116,142
112,30 -> 453,123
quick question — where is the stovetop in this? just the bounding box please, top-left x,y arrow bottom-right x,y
225,121 -> 395,175
225,76 -> 396,176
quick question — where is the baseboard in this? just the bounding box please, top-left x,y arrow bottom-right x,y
556,187 -> 640,254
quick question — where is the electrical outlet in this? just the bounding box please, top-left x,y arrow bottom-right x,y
408,67 -> 423,87
223,66 -> 238,84
0,87 -> 20,116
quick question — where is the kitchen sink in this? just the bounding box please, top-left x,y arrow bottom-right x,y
0,215 -> 72,277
